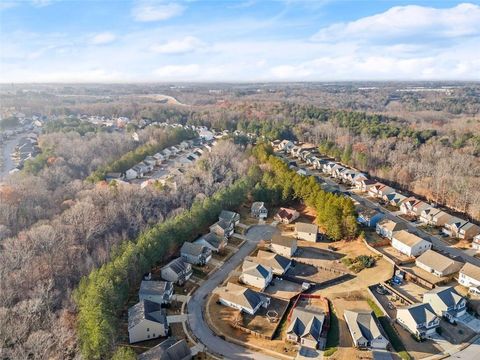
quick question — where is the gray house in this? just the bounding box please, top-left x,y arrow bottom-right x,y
251,202 -> 268,219
396,303 -> 439,339
219,210 -> 240,226
209,219 -> 234,238
423,286 -> 467,323
194,232 -> 226,252
286,306 -> 326,349
344,310 -> 389,349
139,338 -> 191,360
161,258 -> 193,285
139,280 -> 173,305
128,300 -> 169,343
180,242 -> 212,265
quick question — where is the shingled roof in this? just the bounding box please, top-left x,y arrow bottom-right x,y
128,300 -> 167,329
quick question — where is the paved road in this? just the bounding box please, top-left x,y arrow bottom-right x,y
283,153 -> 480,267
186,225 -> 280,360
0,135 -> 21,178
445,336 -> 480,360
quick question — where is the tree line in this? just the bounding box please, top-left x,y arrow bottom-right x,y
74,173 -> 256,359
251,144 -> 358,240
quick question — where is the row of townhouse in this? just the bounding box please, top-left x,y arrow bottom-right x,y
273,139 -> 480,243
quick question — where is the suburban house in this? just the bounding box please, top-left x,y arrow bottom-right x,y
160,258 -> 193,285
194,232 -> 226,252
415,250 -> 464,277
442,217 -> 468,238
139,280 -> 174,305
377,185 -> 396,199
286,306 -> 326,349
274,207 -> 300,224
240,259 -> 273,291
459,263 -> 480,296
473,234 -> 480,251
350,172 -> 368,185
219,210 -> 240,226
180,242 -> 212,265
278,140 -> 294,152
295,222 -> 318,242
357,207 -> 384,228
144,156 -> 157,167
216,282 -> 270,315
128,300 -> 169,343
420,208 -> 452,227
411,200 -> 431,217
251,202 -> 268,219
138,338 -> 191,360
344,310 -> 389,349
401,198 -> 430,217
458,222 -> 480,241
396,303 -> 439,339
391,230 -> 432,257
209,219 -> 234,238
376,219 -> 407,240
423,287 -> 467,323
126,167 -> 141,180
355,178 -> 376,192
367,183 -> 386,197
251,250 -> 292,275
271,235 -> 298,257
386,192 -> 407,207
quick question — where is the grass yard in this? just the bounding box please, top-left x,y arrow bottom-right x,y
367,298 -> 412,360
324,300 -> 339,357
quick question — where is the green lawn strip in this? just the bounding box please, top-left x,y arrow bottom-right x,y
367,298 -> 412,360
324,300 -> 339,357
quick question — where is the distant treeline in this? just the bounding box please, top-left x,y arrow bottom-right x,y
87,127 -> 196,182
74,174 -> 255,359
251,144 -> 358,240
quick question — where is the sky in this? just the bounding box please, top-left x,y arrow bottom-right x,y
0,0 -> 479,83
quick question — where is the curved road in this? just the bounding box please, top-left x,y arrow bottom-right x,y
187,225 -> 280,360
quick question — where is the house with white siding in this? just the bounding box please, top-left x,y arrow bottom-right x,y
391,230 -> 431,257
216,282 -> 270,315
139,280 -> 174,305
423,286 -> 467,323
295,222 -> 318,242
240,259 -> 273,291
128,300 -> 169,343
396,303 -> 439,339
286,306 -> 326,349
344,310 -> 388,349
415,250 -> 463,278
376,219 -> 406,240
459,263 -> 480,296
271,235 -> 297,257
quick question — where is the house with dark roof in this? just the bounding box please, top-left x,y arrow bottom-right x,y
251,250 -> 291,275
128,300 -> 169,343
286,306 -> 326,349
209,219 -> 234,238
396,303 -> 439,339
180,242 -> 212,265
216,282 -> 270,315
357,207 -> 384,228
219,210 -> 240,226
240,259 -> 273,291
271,235 -> 297,257
160,258 -> 193,285
194,232 -> 226,252
139,338 -> 191,360
423,286 -> 467,323
344,310 -> 389,349
139,280 -> 174,305
274,207 -> 300,224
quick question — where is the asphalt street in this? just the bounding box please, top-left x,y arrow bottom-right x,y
186,225 -> 280,360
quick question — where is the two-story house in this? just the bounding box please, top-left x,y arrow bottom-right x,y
240,259 -> 273,291
396,303 -> 439,339
160,258 -> 193,285
216,282 -> 270,315
423,286 -> 467,323
139,280 -> 174,305
286,306 -> 326,349
376,219 -> 406,240
128,300 -> 169,343
251,202 -> 268,219
180,242 -> 212,265
459,263 -> 480,296
391,230 -> 431,257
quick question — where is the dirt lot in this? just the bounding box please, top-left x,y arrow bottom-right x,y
327,291 -> 374,360
393,281 -> 429,303
393,322 -> 442,359
288,261 -> 347,284
376,245 -> 414,264
310,240 -> 394,297
264,279 -> 303,300
207,294 -> 298,357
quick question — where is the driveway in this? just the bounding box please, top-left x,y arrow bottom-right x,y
186,224 -> 281,360
446,336 -> 480,360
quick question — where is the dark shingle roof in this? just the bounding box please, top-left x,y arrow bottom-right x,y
181,242 -> 205,257
163,258 -> 190,276
287,306 -> 325,341
219,210 -> 239,223
139,338 -> 191,360
128,300 -> 167,329
424,286 -> 464,308
139,280 -> 173,297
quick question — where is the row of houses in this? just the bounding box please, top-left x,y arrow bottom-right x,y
273,139 -> 480,244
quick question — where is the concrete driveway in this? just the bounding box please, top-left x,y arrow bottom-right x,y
186,224 -> 281,360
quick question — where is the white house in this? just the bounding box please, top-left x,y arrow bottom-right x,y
376,219 -> 406,240
396,303 -> 439,339
251,250 -> 291,275
128,300 -> 169,343
251,202 -> 268,219
344,310 -> 389,349
216,282 -> 270,315
295,222 -> 318,242
459,263 -> 480,296
473,234 -> 480,252
240,260 -> 273,291
271,235 -> 297,257
423,286 -> 467,323
415,250 -> 464,277
391,230 -> 431,257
